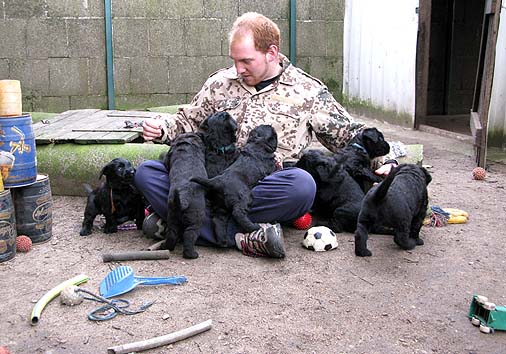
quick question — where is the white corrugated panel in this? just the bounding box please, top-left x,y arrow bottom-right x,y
488,0 -> 506,135
344,0 -> 419,118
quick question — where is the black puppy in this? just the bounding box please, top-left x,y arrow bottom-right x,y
80,158 -> 145,236
200,111 -> 239,179
296,149 -> 364,233
164,132 -> 207,259
354,163 -> 432,257
333,127 -> 390,190
191,125 -> 278,245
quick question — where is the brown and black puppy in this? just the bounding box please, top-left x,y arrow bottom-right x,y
164,132 -> 207,259
191,125 -> 278,245
296,149 -> 364,233
333,127 -> 391,190
80,158 -> 145,236
354,163 -> 432,257
199,111 -> 239,179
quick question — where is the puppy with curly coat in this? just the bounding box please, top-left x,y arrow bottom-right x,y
191,125 -> 278,245
354,163 -> 432,257
80,158 -> 145,236
164,132 -> 207,259
333,127 -> 391,190
296,149 -> 364,233
199,111 -> 239,179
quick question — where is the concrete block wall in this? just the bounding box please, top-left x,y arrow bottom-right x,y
0,0 -> 345,113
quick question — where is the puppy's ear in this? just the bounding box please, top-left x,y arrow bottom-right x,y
199,116 -> 210,131
363,128 -> 381,143
227,114 -> 238,132
315,163 -> 330,181
422,167 -> 432,185
100,161 -> 115,179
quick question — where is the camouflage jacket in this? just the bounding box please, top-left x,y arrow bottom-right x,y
159,54 -> 365,163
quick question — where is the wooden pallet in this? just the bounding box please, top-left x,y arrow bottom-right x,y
32,109 -> 172,144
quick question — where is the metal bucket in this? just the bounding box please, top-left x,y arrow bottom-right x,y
11,174 -> 52,244
0,114 -> 37,188
0,189 -> 17,262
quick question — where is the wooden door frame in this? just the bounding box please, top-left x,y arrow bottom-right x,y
471,0 -> 502,167
414,0 -> 431,129
415,0 -> 502,167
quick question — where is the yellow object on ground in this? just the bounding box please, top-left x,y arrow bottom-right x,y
443,208 -> 469,218
448,215 -> 468,224
30,274 -> 89,325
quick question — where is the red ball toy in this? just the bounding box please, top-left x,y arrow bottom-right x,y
16,235 -> 32,252
0,346 -> 12,354
293,213 -> 312,230
472,167 -> 486,180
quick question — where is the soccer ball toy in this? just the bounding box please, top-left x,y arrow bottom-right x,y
302,226 -> 338,252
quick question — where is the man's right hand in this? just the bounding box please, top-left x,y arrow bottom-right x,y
142,118 -> 163,141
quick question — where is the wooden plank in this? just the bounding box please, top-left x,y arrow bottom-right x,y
33,109 -> 174,145
35,110 -> 107,141
32,109 -> 101,133
71,110 -> 141,143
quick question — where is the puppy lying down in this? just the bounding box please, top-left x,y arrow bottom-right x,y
354,163 -> 432,257
295,149 -> 364,233
80,158 -> 145,236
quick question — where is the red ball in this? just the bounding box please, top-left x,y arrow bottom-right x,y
293,213 -> 312,230
472,167 -> 486,180
16,235 -> 32,252
0,346 -> 11,354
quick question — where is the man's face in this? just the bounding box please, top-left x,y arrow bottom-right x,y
229,34 -> 270,86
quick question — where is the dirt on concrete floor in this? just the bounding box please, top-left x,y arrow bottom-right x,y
1,116 -> 506,354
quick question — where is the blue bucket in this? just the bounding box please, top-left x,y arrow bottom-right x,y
0,114 -> 37,188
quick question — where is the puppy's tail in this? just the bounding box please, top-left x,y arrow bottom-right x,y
82,183 -> 93,195
371,165 -> 398,203
189,176 -> 218,191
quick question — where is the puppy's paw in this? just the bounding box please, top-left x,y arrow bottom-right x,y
395,237 -> 416,250
355,248 -> 372,257
165,236 -> 177,251
183,249 -> 199,259
80,227 -> 92,236
415,238 -> 424,246
103,225 -> 118,234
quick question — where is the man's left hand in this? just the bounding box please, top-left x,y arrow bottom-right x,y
375,163 -> 396,176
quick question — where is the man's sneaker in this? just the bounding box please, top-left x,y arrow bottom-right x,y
142,213 -> 166,240
235,223 -> 285,258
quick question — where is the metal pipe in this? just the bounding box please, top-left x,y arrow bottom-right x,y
104,0 -> 115,109
289,0 -> 297,65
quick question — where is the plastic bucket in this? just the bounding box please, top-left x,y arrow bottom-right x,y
0,189 -> 17,262
0,114 -> 37,188
11,174 -> 52,244
0,80 -> 22,117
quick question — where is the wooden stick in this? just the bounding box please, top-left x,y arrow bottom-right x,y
107,319 -> 212,354
102,250 -> 170,262
146,240 -> 165,251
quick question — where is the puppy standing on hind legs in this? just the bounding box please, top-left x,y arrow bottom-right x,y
163,132 -> 207,259
354,163 -> 432,257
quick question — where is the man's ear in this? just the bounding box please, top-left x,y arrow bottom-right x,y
265,44 -> 279,62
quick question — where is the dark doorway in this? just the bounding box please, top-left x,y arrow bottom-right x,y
418,0 -> 485,136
